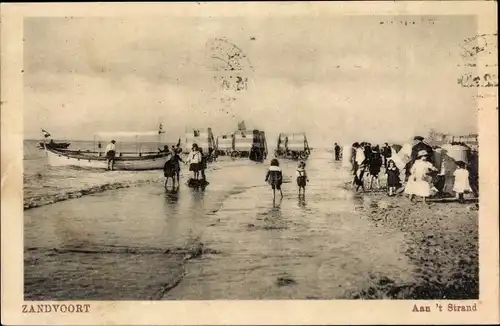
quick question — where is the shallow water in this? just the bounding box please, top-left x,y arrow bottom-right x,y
24,150 -> 415,300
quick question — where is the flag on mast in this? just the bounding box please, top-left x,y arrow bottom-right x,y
41,129 -> 51,138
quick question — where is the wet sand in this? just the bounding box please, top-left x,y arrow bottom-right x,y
24,151 -> 478,300
343,185 -> 478,299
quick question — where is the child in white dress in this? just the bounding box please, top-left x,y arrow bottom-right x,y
453,161 -> 472,203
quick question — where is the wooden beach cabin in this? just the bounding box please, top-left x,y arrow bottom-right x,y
275,132 -> 311,160
183,127 -> 216,156
232,129 -> 268,161
215,134 -> 234,156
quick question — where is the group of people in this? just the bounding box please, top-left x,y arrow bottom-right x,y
350,136 -> 477,204
264,158 -> 309,201
162,143 -> 209,188
351,142 -> 388,192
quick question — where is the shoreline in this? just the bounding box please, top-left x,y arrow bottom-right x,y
343,186 -> 479,299
23,160 -> 248,210
24,178 -> 161,210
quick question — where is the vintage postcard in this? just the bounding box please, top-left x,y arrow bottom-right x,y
1,1 -> 498,325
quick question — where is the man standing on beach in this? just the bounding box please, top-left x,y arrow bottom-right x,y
410,136 -> 434,167
382,142 -> 392,168
105,140 -> 116,171
334,143 -> 341,161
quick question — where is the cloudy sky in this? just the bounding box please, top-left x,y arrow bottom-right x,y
24,15 -> 477,145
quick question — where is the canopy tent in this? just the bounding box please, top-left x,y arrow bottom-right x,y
93,131 -> 165,154
94,131 -> 162,139
391,144 -> 403,153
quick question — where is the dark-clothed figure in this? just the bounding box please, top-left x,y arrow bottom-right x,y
468,149 -> 479,198
334,143 -> 341,161
382,142 -> 392,168
386,160 -> 400,196
369,146 -> 383,189
363,142 -> 372,166
410,136 -> 434,167
199,147 -> 207,183
163,149 -> 175,188
265,158 -> 283,200
170,146 -> 185,184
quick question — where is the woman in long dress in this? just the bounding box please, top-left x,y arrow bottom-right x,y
405,150 -> 438,203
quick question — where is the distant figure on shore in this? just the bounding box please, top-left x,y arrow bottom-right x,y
386,159 -> 400,196
296,161 -> 309,196
334,143 -> 341,161
188,143 -> 202,180
265,158 -> 283,200
453,161 -> 472,204
105,140 -> 116,171
98,142 -> 102,150
405,150 -> 437,203
369,146 -> 382,189
382,142 -> 392,168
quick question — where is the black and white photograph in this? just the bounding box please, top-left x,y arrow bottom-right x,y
1,2 -> 499,325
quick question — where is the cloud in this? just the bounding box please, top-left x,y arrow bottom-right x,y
24,16 -> 479,146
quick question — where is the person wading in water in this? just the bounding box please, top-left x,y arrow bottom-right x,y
188,143 -> 202,181
105,140 -> 116,171
265,158 -> 284,201
162,147 -> 175,188
171,145 -> 184,185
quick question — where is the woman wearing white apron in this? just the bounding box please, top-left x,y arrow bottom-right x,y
405,150 -> 438,203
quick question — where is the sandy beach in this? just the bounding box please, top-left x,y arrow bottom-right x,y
343,185 -> 478,299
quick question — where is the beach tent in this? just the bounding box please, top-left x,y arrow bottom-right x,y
441,143 -> 470,164
399,143 -> 413,161
388,150 -> 406,171
341,144 -> 352,168
391,144 -> 403,153
440,150 -> 458,195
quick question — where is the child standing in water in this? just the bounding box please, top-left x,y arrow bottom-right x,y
265,158 -> 283,200
296,161 -> 309,196
453,161 -> 471,203
385,159 -> 400,196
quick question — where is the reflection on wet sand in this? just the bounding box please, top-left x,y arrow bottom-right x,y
24,150 -> 476,300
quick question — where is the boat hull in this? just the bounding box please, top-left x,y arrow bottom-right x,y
39,142 -> 71,149
45,147 -> 169,171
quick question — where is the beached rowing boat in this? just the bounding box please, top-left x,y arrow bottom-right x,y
38,141 -> 71,149
45,146 -> 171,170
44,130 -> 171,170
